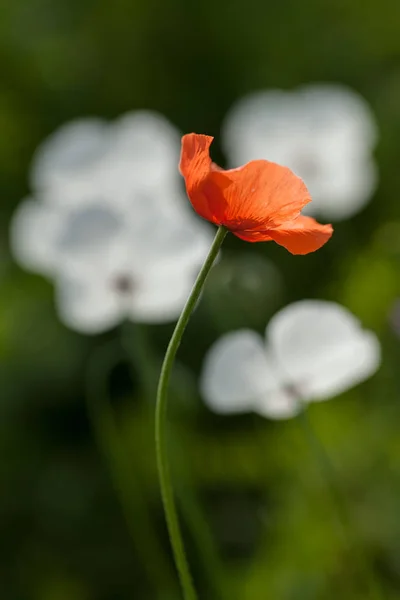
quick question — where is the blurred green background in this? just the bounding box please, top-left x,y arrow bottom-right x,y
2,0 -> 400,598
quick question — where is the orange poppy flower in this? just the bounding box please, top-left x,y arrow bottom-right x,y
179,133 -> 333,255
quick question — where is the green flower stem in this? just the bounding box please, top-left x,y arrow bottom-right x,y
122,319 -> 227,598
298,409 -> 385,600
156,225 -> 228,600
86,341 -> 176,598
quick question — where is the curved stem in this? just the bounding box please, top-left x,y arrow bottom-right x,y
122,320 -> 227,598
156,225 -> 228,600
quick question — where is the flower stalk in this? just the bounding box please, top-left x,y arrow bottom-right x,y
155,225 -> 228,600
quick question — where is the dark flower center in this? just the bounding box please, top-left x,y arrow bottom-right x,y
113,274 -> 134,295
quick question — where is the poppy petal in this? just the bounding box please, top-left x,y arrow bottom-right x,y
232,230 -> 274,242
179,133 -> 213,181
179,134 -> 227,223
268,215 -> 333,255
209,159 -> 312,228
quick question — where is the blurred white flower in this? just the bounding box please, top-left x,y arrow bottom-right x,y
201,300 -> 381,419
10,111 -> 214,334
222,84 -> 378,221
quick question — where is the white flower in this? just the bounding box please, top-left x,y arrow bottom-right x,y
201,300 -> 381,420
10,111 -> 214,334
222,84 -> 378,221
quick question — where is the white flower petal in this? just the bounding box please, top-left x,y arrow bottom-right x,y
53,201 -> 128,277
200,330 -> 284,415
301,158 -> 378,220
298,84 -> 378,153
129,268 -> 195,323
30,112 -> 182,207
266,300 -> 381,401
222,89 -> 307,167
9,198 -> 61,275
255,378 -> 301,420
124,187 -> 214,277
222,84 -> 378,221
30,119 -> 109,194
106,110 -> 181,190
56,275 -> 122,334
